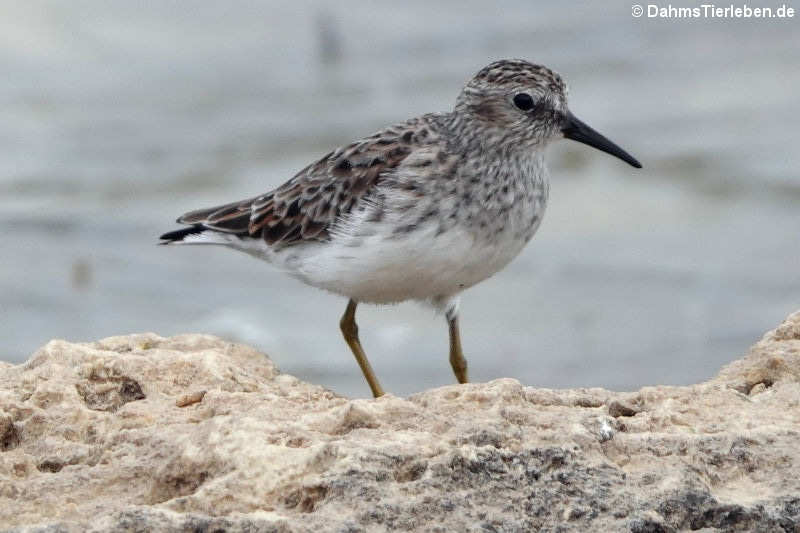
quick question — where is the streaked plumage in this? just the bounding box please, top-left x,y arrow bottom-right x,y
160,59 -> 641,397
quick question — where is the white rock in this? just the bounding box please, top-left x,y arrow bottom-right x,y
2,313 -> 800,531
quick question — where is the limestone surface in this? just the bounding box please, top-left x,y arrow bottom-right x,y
2,313 -> 800,532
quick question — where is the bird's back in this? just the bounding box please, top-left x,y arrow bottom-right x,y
161,113 -> 449,249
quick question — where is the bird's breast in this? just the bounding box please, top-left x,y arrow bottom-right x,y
464,154 -> 549,243
289,155 -> 550,303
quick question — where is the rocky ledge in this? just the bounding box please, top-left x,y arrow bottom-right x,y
1,313 -> 800,532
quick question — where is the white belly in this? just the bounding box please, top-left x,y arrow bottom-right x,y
277,214 -> 540,304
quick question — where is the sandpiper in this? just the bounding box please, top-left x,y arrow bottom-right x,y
160,59 -> 641,397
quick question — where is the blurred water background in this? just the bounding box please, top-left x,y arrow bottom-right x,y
2,0 -> 798,397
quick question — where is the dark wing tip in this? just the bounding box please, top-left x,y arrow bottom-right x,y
159,224 -> 206,244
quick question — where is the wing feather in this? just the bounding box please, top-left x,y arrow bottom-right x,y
170,116 -> 440,248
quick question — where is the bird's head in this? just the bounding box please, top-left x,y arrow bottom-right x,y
455,59 -> 641,168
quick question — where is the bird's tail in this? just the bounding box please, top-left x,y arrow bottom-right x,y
159,224 -> 207,244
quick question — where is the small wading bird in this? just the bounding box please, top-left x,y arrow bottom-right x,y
160,59 -> 641,397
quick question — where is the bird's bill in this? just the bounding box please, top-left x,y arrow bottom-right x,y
561,112 -> 642,169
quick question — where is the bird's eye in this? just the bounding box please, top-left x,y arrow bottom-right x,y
513,93 -> 535,111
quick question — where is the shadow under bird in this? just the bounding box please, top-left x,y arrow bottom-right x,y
160,59 -> 641,397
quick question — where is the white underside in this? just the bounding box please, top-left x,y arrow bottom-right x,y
178,214 -> 537,305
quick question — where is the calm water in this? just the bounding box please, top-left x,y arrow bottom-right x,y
2,1 -> 799,397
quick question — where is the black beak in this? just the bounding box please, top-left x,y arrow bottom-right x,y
562,112 -> 642,169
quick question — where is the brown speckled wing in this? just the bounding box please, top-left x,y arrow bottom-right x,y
176,120 -> 431,247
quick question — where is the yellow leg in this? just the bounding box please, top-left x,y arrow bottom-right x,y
448,314 -> 469,384
339,300 -> 385,398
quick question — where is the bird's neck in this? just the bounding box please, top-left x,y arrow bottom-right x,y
439,111 -> 550,166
